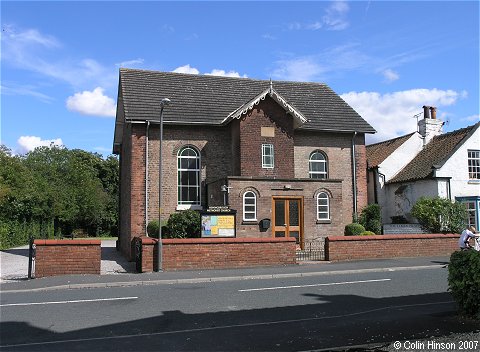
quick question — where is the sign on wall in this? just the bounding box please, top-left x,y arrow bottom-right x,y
201,210 -> 236,237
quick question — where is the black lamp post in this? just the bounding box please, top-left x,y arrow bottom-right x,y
156,97 -> 170,272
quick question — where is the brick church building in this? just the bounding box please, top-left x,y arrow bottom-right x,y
113,69 -> 375,260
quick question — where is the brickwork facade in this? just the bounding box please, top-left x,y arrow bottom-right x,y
138,236 -> 296,272
118,97 -> 369,259
325,234 -> 459,261
34,240 -> 101,278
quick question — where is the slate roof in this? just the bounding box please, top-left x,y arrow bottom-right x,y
114,69 -> 375,150
366,132 -> 416,168
388,122 -> 480,184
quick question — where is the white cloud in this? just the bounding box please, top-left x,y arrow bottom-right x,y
340,88 -> 463,143
172,65 -> 247,78
2,25 -> 115,90
382,69 -> 400,83
205,69 -> 247,78
116,58 -> 144,67
1,84 -> 54,103
323,0 -> 350,30
288,1 -> 349,31
66,87 -> 116,117
16,136 -> 63,154
462,114 -> 480,122
262,33 -> 276,40
173,64 -> 200,74
272,57 -> 325,81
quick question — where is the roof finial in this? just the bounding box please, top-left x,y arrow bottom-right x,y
269,78 -> 273,93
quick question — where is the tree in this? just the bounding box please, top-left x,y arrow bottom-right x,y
411,197 -> 468,233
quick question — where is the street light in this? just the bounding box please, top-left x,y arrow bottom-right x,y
157,97 -> 171,272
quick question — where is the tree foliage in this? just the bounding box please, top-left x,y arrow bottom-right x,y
359,203 -> 382,234
411,197 -> 468,234
0,145 -> 118,248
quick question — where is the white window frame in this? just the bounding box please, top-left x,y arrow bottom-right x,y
243,191 -> 257,221
262,144 -> 274,169
177,146 -> 201,207
309,151 -> 328,179
317,192 -> 330,220
468,149 -> 480,180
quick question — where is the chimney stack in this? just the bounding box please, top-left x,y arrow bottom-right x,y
423,105 -> 430,119
418,106 -> 442,145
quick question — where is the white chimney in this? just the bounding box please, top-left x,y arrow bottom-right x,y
418,106 -> 443,145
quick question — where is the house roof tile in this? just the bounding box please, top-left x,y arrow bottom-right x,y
366,133 -> 415,168
115,69 -> 375,139
388,122 -> 480,183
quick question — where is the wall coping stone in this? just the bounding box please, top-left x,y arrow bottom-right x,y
34,239 -> 102,246
139,236 -> 296,245
327,234 -> 459,241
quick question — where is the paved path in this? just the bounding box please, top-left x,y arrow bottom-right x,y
0,240 -> 135,283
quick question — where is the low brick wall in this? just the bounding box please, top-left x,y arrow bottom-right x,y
136,236 -> 296,272
34,239 -> 101,278
325,234 -> 459,261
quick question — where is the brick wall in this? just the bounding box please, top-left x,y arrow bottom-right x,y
238,97 -> 295,178
137,236 -> 296,272
325,234 -> 459,261
147,125 -> 232,222
34,240 -> 101,278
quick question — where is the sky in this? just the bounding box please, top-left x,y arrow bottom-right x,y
1,0 -> 479,157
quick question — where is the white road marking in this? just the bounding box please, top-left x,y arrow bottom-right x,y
0,300 -> 454,349
238,278 -> 391,292
0,296 -> 138,307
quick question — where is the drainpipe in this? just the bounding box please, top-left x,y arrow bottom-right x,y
351,132 -> 358,221
145,121 -> 150,235
373,167 -> 379,204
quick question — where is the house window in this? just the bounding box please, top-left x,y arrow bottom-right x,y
309,151 -> 328,179
317,192 -> 330,220
465,201 -> 477,228
262,144 -> 274,168
243,191 -> 257,221
177,146 -> 200,206
468,150 -> 480,179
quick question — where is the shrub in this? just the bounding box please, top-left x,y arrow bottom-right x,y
448,250 -> 480,319
359,204 -> 382,234
147,220 -> 159,237
344,223 -> 365,236
359,231 -> 376,236
165,210 -> 201,239
411,197 -> 468,233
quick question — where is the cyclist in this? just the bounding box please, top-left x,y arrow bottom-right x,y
458,226 -> 476,250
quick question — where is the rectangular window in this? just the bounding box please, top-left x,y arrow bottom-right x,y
262,144 -> 274,168
468,150 -> 480,179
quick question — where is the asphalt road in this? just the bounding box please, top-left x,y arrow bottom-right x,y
1,265 -> 478,351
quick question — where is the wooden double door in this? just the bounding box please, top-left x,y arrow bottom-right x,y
272,197 -> 304,248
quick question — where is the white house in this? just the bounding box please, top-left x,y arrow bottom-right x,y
366,106 -> 480,229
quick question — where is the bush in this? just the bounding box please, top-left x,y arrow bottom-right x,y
165,210 -> 201,239
359,204 -> 382,234
359,231 -> 376,236
448,250 -> 480,319
411,197 -> 468,233
147,220 -> 159,237
344,223 -> 365,236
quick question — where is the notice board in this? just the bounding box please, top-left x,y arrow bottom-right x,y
201,209 -> 236,238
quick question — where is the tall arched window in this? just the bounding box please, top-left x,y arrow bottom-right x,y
177,146 -> 200,206
317,192 -> 330,220
309,151 -> 328,179
243,191 -> 257,221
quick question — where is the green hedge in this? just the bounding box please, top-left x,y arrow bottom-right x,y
448,250 -> 480,319
0,219 -> 54,250
344,223 -> 365,236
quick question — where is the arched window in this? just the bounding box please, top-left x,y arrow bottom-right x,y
243,191 -> 257,221
317,192 -> 330,220
309,151 -> 328,179
177,146 -> 200,206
